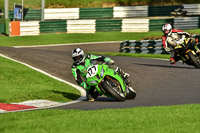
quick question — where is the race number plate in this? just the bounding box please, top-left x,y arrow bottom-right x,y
86,65 -> 98,78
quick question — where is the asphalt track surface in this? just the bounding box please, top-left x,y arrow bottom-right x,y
0,42 -> 200,110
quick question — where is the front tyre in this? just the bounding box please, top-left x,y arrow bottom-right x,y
187,51 -> 200,68
101,79 -> 126,101
126,87 -> 136,99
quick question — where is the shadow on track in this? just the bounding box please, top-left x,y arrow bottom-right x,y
82,96 -> 124,102
52,90 -> 80,100
132,63 -> 195,69
84,97 -> 119,102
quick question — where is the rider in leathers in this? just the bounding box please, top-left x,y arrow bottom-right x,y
162,24 -> 200,64
71,48 -> 130,101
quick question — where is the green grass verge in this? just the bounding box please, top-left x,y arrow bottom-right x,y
1,104 -> 200,133
1,0 -> 199,9
87,51 -> 170,59
0,56 -> 80,103
1,29 -> 200,47
0,31 -> 163,47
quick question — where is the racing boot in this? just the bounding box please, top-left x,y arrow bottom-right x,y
170,57 -> 176,64
86,90 -> 95,102
90,87 -> 101,99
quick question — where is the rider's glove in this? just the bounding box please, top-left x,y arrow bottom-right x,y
110,60 -> 115,64
196,48 -> 200,53
104,59 -> 115,65
176,40 -> 184,45
165,47 -> 171,52
104,61 -> 109,65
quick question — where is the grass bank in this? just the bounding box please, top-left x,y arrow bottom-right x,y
0,29 -> 200,47
0,56 -> 80,103
87,52 -> 170,59
0,31 -> 163,47
1,104 -> 200,133
1,0 -> 199,9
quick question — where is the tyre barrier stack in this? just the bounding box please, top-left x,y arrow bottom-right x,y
119,35 -> 200,54
119,40 -> 168,54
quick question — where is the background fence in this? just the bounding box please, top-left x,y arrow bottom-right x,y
0,23 -> 4,34
80,7 -> 113,19
6,4 -> 200,21
173,17 -> 199,30
20,21 -> 40,36
183,4 -> 200,16
44,8 -> 79,20
96,19 -> 122,32
1,4 -> 200,35
113,6 -> 148,18
40,20 -> 67,33
122,19 -> 149,32
67,20 -> 96,33
6,16 -> 200,36
149,19 -> 174,31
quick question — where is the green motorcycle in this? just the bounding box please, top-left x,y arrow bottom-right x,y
86,63 -> 136,101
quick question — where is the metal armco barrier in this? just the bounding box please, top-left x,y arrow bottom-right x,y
183,4 -> 200,16
0,23 -> 4,34
40,20 -> 67,33
96,19 -> 122,32
44,8 -> 79,20
113,6 -> 148,18
120,35 -> 200,54
80,7 -> 113,19
2,4 -> 200,36
173,17 -> 199,30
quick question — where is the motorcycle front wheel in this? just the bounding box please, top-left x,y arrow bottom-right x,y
126,87 -> 136,99
101,78 -> 126,101
187,51 -> 200,68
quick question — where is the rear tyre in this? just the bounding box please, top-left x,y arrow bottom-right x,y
101,78 -> 126,101
187,51 -> 200,68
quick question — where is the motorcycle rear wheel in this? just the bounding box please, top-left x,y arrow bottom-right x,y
102,78 -> 126,101
187,51 -> 200,68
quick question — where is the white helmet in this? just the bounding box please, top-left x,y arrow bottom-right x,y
72,48 -> 85,64
162,24 -> 172,36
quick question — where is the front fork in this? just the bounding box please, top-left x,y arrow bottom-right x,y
176,50 -> 187,62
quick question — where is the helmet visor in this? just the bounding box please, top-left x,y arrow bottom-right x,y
164,30 -> 170,34
73,55 -> 83,63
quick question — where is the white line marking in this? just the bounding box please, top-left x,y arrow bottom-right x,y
0,54 -> 86,113
0,109 -> 7,113
12,100 -> 65,108
13,41 -> 121,48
